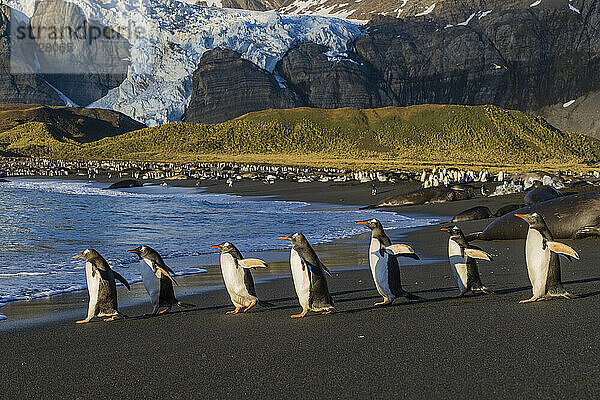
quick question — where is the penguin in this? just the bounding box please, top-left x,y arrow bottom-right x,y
514,213 -> 579,303
127,246 -> 194,315
73,249 -> 131,323
278,233 -> 334,318
212,242 -> 273,314
440,226 -> 494,296
356,219 -> 420,305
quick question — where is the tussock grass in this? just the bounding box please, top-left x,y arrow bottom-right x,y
2,105 -> 599,172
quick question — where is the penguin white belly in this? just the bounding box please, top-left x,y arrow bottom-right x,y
220,254 -> 254,307
369,238 -> 393,299
85,261 -> 100,317
525,229 -> 550,298
448,239 -> 468,293
290,249 -> 310,310
139,259 -> 160,308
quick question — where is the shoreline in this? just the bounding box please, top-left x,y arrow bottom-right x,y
0,177 -> 443,331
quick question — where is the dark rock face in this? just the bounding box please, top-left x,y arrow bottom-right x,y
187,1 -> 600,129
27,0 -> 130,106
276,42 -> 394,109
185,48 -> 301,124
0,6 -> 63,105
1,1 -> 129,107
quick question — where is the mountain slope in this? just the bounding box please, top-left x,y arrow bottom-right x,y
2,105 -> 599,170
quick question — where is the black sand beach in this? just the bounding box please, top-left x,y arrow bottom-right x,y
1,180 -> 600,398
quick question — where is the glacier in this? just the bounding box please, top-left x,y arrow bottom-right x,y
6,0 -> 361,126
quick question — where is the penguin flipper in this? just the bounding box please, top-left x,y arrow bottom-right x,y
239,258 -> 268,269
546,241 -> 580,260
385,244 -> 419,259
152,261 -> 179,286
464,248 -> 493,261
112,270 -> 131,290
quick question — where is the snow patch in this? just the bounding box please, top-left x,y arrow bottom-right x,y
45,81 -> 80,107
457,13 -> 475,26
569,4 -> 580,13
530,0 -> 541,7
478,10 -> 492,19
0,314 -> 6,321
324,50 -> 361,65
274,73 -> 287,88
415,3 -> 435,17
563,100 -> 576,108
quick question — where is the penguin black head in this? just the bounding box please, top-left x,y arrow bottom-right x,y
356,218 -> 382,230
440,225 -> 463,237
73,248 -> 101,261
211,242 -> 243,259
440,226 -> 467,246
127,245 -> 153,259
211,242 -> 236,253
278,232 -> 309,248
514,212 -> 546,230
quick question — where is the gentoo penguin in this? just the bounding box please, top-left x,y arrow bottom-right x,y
211,242 -> 272,315
514,213 -> 579,303
356,219 -> 420,305
278,233 -> 334,318
73,249 -> 131,323
127,246 -> 194,315
440,226 -> 494,296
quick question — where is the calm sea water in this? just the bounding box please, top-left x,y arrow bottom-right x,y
0,179 -> 439,305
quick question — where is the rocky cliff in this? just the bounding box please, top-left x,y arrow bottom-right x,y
186,0 -> 600,132
0,5 -> 63,106
185,48 -> 302,123
1,1 -> 129,107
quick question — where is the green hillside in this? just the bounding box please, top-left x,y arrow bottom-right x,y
1,105 -> 599,171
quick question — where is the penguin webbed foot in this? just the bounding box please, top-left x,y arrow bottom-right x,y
374,298 -> 392,306
519,296 -> 551,303
226,307 -> 242,315
76,317 -> 92,324
290,310 -> 308,318
243,301 -> 257,313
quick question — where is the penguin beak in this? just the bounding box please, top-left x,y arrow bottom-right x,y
356,221 -> 368,225
211,245 -> 220,249
73,253 -> 84,259
440,227 -> 449,231
127,249 -> 137,253
514,213 -> 526,219
278,236 -> 290,240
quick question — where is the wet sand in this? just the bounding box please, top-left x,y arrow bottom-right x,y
1,180 -> 600,398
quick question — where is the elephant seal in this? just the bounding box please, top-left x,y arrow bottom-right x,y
493,204 -> 523,217
524,181 -> 562,205
451,206 -> 493,222
475,192 -> 600,240
371,186 -> 472,208
105,179 -> 143,190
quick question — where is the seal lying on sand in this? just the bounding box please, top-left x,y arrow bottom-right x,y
105,179 -> 143,189
524,181 -> 562,205
369,186 -> 472,208
475,192 -> 600,240
451,206 -> 493,222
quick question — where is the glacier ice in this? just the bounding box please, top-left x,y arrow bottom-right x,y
6,0 -> 360,126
